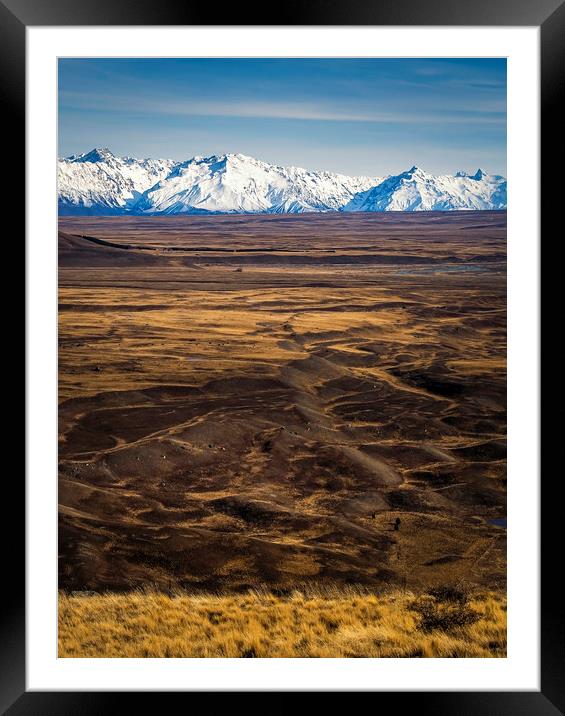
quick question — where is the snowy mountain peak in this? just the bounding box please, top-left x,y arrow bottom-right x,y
74,147 -> 116,163
397,165 -> 431,181
58,149 -> 177,215
58,148 -> 506,215
134,152 -> 381,215
413,165 -> 434,177
343,164 -> 506,213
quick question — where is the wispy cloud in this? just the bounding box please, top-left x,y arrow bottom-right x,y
60,90 -> 505,126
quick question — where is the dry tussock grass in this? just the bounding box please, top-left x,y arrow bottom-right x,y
58,586 -> 506,658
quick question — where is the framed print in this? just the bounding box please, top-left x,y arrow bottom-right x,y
6,0 -> 562,709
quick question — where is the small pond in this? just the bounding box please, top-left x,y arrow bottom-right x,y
488,517 -> 507,528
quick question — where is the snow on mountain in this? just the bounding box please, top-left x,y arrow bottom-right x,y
58,149 -> 506,215
342,166 -> 507,212
136,153 -> 379,215
58,148 -> 176,215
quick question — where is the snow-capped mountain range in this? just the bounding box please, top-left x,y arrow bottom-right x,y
343,166 -> 506,212
58,148 -> 507,215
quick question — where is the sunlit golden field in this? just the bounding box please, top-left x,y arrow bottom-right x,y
58,587 -> 506,658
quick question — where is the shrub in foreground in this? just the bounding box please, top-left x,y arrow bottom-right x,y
58,587 -> 506,658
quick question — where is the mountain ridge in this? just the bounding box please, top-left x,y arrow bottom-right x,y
58,148 -> 507,215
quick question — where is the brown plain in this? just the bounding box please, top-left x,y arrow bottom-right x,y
58,211 -> 507,596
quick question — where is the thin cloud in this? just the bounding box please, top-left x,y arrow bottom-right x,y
60,91 -> 505,126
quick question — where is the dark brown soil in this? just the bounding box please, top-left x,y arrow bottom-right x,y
58,211 -> 506,593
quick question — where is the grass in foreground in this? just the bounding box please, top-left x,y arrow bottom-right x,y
59,586 -> 506,658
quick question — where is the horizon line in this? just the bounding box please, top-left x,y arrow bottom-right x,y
59,146 -> 506,179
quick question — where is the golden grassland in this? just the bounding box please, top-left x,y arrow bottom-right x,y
58,587 -> 506,658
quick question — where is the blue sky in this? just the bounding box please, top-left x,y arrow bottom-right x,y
58,58 -> 506,176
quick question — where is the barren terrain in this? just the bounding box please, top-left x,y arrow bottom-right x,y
58,212 -> 506,594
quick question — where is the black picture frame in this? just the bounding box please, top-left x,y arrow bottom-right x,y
7,0 -> 562,710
